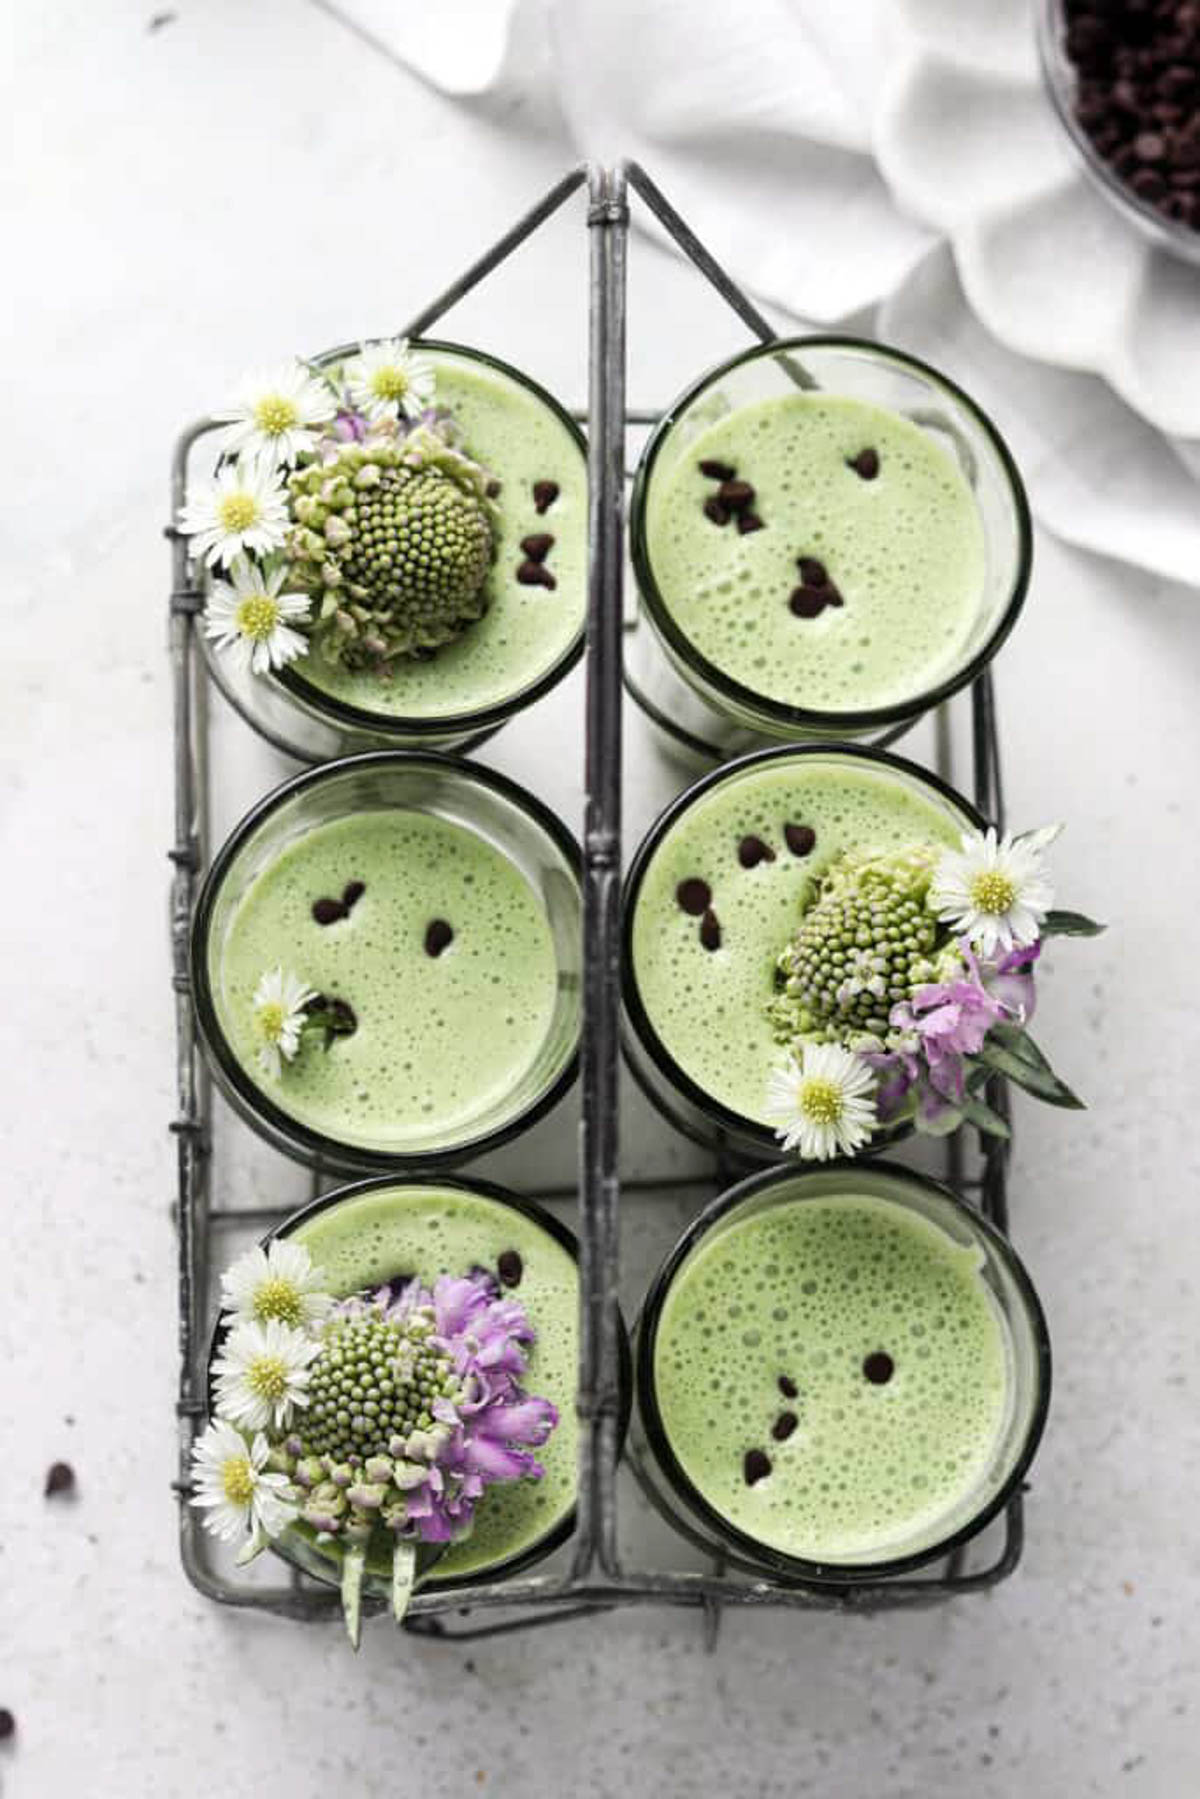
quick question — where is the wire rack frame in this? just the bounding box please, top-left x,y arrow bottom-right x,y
168,160 -> 1023,1643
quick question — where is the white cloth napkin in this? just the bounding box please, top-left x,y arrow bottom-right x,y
327,0 -> 1200,588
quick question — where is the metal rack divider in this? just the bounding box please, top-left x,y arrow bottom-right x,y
168,159 -> 1023,1641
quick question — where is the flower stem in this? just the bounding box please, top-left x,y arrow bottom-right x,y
341,1546 -> 366,1651
391,1541 -> 417,1626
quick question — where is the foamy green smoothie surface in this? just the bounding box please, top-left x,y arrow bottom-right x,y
652,1192 -> 1009,1564
216,809 -> 560,1149
289,349 -> 586,720
629,758 -> 972,1125
644,392 -> 986,712
286,1183 -> 578,1583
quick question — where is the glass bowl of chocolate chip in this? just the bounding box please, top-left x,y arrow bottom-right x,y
1037,0 -> 1200,263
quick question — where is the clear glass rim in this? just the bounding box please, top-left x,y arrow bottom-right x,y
636,1157 -> 1053,1585
628,333 -> 1033,733
620,740 -> 989,1152
190,749 -> 583,1171
258,334 -> 588,737
1035,0 -> 1200,267
202,1171 -> 632,1589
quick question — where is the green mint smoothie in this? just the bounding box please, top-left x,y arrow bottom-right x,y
629,757 -> 973,1125
283,1183 -> 578,1583
288,348 -> 585,721
651,1191 -> 1009,1565
217,809 -> 559,1150
643,392 -> 986,712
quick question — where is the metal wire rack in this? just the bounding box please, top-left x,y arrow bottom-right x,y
168,161 -> 1023,1643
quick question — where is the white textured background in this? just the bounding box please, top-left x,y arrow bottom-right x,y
2,5 -> 1197,1795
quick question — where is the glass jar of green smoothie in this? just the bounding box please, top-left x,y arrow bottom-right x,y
196,340 -> 587,761
191,752 -> 582,1173
623,742 -> 985,1158
633,1161 -> 1050,1584
627,336 -> 1031,762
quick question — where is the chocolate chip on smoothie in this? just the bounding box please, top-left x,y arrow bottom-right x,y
326,997 -> 357,1035
517,560 -> 557,589
797,557 -> 827,587
778,1374 -> 799,1399
675,877 -> 712,916
44,1461 -> 76,1498
342,880 -> 365,910
847,448 -> 880,480
737,834 -> 776,869
312,896 -> 347,926
424,919 -> 454,957
520,532 -> 555,563
863,1351 -> 895,1386
486,477 -> 503,499
497,1249 -> 524,1289
699,459 -> 737,481
771,1411 -> 799,1442
789,586 -> 828,619
784,823 -> 816,857
0,1710 -> 14,1742
703,495 -> 731,527
743,1448 -> 772,1486
533,480 -> 560,514
699,909 -> 722,952
737,511 -> 764,535
718,479 -> 755,512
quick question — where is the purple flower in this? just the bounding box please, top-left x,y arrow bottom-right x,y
331,408 -> 368,443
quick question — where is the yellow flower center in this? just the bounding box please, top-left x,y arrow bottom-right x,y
370,364 -> 409,401
221,1456 -> 256,1507
217,492 -> 259,533
256,1000 -> 286,1045
246,1354 -> 289,1401
799,1077 -> 842,1125
969,870 -> 1017,916
234,594 -> 281,642
253,393 -> 299,436
254,1277 -> 304,1327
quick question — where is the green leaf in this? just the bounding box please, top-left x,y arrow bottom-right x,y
980,1041 -> 1086,1109
916,1104 -> 964,1138
391,1541 -> 417,1626
1041,909 -> 1106,938
989,1024 -> 1053,1073
341,1546 -> 366,1651
960,1094 -> 1012,1139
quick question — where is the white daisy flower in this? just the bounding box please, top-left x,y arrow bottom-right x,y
930,824 -> 1061,957
346,338 -> 436,423
178,457 -> 291,569
220,1238 -> 334,1332
213,1318 -> 321,1433
204,557 -> 310,676
764,1043 -> 878,1161
215,361 -> 336,469
190,1419 -> 297,1545
251,967 -> 318,1080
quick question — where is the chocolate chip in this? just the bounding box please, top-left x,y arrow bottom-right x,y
772,1411 -> 799,1442
789,586 -> 828,619
699,459 -> 736,481
718,479 -> 755,511
342,880 -> 365,910
743,1448 -> 772,1486
703,495 -> 730,527
675,877 -> 712,916
533,480 -> 559,514
797,556 -> 827,586
517,560 -> 556,589
778,1374 -> 799,1399
863,1351 -> 895,1386
424,919 -> 454,957
784,823 -> 816,857
737,511 -> 764,535
45,1461 -> 75,1498
327,997 -> 357,1034
520,532 -> 554,563
0,1710 -> 13,1742
737,834 -> 776,869
699,909 -> 722,952
847,448 -> 880,480
312,896 -> 347,926
486,478 -> 502,499
497,1250 -> 523,1289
